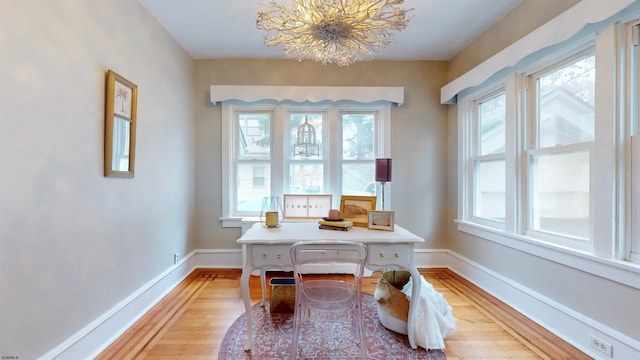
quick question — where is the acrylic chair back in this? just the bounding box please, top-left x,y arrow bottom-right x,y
289,240 -> 368,359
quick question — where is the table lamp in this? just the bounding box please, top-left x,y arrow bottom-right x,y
375,158 -> 392,210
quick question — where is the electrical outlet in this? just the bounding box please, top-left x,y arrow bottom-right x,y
173,253 -> 180,264
590,335 -> 613,357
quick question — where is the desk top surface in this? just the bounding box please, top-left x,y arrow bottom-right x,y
237,221 -> 424,245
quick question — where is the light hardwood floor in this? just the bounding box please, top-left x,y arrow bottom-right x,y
97,268 -> 591,360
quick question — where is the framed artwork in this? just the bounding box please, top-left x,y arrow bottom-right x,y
104,70 -> 137,178
283,194 -> 332,218
368,210 -> 395,231
339,195 -> 377,227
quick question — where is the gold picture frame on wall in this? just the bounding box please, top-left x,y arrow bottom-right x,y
104,70 -> 137,178
339,195 -> 377,227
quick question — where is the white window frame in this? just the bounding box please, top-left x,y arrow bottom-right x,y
220,99 -> 392,226
284,108 -> 329,195
524,48 -> 596,251
467,87 -> 507,229
458,26 -> 631,260
451,2 -> 640,290
626,21 -> 640,262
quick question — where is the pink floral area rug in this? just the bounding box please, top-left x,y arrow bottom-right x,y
218,294 -> 447,360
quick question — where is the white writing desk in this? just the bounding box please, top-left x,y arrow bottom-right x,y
237,222 -> 425,351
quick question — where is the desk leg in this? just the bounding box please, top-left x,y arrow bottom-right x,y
407,266 -> 421,349
260,269 -> 267,306
240,267 -> 253,351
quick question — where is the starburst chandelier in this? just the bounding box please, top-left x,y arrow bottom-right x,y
256,0 -> 412,67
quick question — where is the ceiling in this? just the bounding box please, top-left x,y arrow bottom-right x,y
138,0 -> 523,61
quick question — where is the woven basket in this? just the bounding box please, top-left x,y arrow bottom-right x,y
375,270 -> 410,333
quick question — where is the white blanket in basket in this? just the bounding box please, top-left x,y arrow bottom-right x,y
401,276 -> 457,350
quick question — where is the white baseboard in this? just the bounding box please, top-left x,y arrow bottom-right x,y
40,252 -> 198,360
446,251 -> 640,360
41,248 -> 638,360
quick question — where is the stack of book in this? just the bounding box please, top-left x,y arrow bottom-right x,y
317,220 -> 353,231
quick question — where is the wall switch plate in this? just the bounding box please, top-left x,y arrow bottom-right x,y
173,253 -> 180,264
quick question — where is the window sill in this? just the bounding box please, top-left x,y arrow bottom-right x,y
220,217 -> 320,228
455,220 -> 640,289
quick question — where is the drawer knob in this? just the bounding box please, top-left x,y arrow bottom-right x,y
261,254 -> 266,259
394,253 -> 399,258
379,253 -> 384,258
277,254 -> 282,259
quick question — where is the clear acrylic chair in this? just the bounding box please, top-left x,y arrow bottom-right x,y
289,240 -> 368,359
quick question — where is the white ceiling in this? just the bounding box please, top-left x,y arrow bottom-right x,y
138,0 -> 523,61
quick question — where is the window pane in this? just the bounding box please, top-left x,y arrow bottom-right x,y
537,55 -> 595,148
342,163 -> 375,196
479,93 -> 506,155
238,113 -> 270,158
473,159 -> 505,221
342,113 -> 374,160
290,113 -> 323,158
237,163 -> 271,212
288,163 -> 323,194
531,151 -> 590,239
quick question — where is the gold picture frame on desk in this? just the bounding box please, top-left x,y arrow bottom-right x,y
104,70 -> 137,178
339,195 -> 377,227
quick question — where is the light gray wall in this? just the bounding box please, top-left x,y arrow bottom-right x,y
446,0 -> 639,343
0,1 -> 195,359
448,0 -> 580,80
193,59 -> 449,250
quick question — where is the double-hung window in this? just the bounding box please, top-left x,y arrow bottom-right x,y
469,91 -> 507,227
341,111 -> 377,195
526,52 -> 595,248
286,111 -> 326,194
461,49 -> 597,251
234,110 -> 273,215
457,12 -> 640,266
222,100 -> 389,220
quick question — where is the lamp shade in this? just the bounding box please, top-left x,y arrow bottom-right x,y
375,158 -> 392,182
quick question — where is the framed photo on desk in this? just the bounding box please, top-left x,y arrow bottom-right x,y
339,195 -> 376,227
368,210 -> 394,231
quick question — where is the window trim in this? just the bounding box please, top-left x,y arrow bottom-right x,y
468,88 -> 507,228
627,21 -> 640,261
456,15 -> 640,276
219,95 -> 393,226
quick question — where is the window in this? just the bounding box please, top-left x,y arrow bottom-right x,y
286,111 -> 325,194
458,13 -> 640,265
461,49 -> 598,251
235,111 -> 272,213
470,91 -> 506,225
222,101 -> 390,219
341,111 -> 376,195
527,53 -> 595,245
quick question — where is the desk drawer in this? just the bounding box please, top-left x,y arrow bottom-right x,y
251,245 -> 290,268
368,244 -> 411,267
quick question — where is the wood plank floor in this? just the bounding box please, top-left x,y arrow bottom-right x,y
96,268 -> 591,360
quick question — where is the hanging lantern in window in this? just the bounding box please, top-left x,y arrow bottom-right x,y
294,116 -> 319,157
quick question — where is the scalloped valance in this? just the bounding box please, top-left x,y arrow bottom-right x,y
440,0 -> 636,104
210,85 -> 404,107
